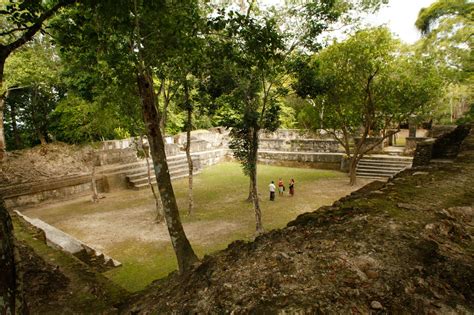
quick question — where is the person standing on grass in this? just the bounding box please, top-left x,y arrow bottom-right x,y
289,179 -> 295,196
278,178 -> 284,196
269,181 -> 276,201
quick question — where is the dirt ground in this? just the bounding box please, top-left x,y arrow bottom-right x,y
22,177 -> 370,256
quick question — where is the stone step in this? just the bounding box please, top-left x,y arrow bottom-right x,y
355,174 -> 389,180
125,153 -> 201,189
133,172 -> 196,190
359,156 -> 413,163
130,169 -> 190,186
357,161 -> 412,167
356,155 -> 412,179
98,154 -> 191,176
356,165 -> 403,172
98,161 -> 147,176
356,168 -> 400,176
430,159 -> 454,165
126,162 -> 197,180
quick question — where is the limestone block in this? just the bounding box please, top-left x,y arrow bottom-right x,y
405,137 -> 431,156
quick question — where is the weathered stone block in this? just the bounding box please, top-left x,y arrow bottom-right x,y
354,137 -> 384,154
405,137 -> 431,156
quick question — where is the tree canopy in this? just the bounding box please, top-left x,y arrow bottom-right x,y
293,27 -> 443,184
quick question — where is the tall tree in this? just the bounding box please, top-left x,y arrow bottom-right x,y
3,37 -> 64,148
50,0 -> 199,273
98,0 -> 201,273
202,0 -> 355,233
204,11 -> 287,234
293,28 -> 443,185
415,0 -> 473,123
0,0 -> 77,160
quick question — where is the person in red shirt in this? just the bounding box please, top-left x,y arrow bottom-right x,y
278,178 -> 284,196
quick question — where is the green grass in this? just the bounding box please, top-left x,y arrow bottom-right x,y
25,162 -> 363,292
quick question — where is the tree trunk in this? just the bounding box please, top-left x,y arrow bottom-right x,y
349,155 -> 358,186
137,71 -> 198,273
8,94 -> 22,149
246,180 -> 252,202
0,198 -> 18,313
0,56 -> 6,162
249,128 -> 264,234
31,87 -> 47,146
39,134 -> 47,146
91,156 -> 99,203
141,138 -> 164,223
185,107 -> 194,216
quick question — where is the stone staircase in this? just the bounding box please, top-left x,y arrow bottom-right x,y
126,154 -> 201,190
356,155 -> 413,180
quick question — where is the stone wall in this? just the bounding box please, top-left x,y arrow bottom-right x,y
190,140 -> 213,152
2,129 -> 348,208
405,137 -> 430,156
412,124 -> 472,166
258,151 -> 344,170
96,148 -> 137,166
354,137 -> 384,154
432,124 -> 471,159
412,139 -> 435,167
1,174 -> 108,208
165,143 -> 181,157
100,138 -> 134,150
259,139 -> 340,153
192,149 -> 232,168
261,129 -> 329,140
174,130 -> 229,148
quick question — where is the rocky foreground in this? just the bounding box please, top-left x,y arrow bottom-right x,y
123,133 -> 474,313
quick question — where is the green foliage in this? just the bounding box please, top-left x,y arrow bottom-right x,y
4,38 -> 61,88
415,0 -> 472,34
279,103 -> 297,129
204,11 -> 288,175
50,94 -> 132,143
293,27 -> 443,153
414,0 -> 473,124
3,38 -> 65,149
165,110 -> 186,136
5,85 -> 65,148
415,0 -> 473,82
113,127 -> 130,140
0,0 -> 75,47
456,103 -> 474,124
49,94 -> 98,143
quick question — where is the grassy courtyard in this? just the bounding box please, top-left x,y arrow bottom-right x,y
23,162 -> 371,292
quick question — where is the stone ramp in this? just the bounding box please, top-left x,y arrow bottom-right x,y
15,210 -> 121,272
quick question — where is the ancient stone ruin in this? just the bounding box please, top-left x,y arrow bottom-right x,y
1,127 -> 463,209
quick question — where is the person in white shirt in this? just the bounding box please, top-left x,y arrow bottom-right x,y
269,181 -> 276,201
